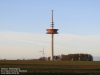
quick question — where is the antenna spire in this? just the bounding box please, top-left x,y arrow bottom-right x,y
51,10 -> 54,29
52,10 -> 53,23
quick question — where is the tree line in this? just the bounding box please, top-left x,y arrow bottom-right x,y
61,53 -> 93,61
39,53 -> 93,61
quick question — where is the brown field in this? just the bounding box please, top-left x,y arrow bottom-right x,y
0,60 -> 100,74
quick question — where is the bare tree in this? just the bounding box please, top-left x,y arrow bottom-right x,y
39,57 -> 46,60
88,54 -> 93,61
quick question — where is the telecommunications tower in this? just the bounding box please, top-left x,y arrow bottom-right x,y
46,10 -> 59,61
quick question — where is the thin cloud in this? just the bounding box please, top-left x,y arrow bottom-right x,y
0,31 -> 100,58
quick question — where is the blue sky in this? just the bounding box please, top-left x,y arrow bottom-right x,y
0,0 -> 100,60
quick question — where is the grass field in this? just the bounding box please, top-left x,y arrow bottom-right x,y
0,60 -> 100,75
